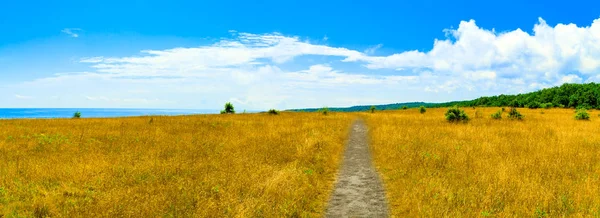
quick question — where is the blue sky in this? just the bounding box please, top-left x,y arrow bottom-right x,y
2,0 -> 600,109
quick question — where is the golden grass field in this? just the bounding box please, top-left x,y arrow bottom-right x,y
2,107 -> 600,217
365,107 -> 600,217
0,112 -> 354,217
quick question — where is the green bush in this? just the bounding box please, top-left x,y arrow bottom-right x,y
491,110 -> 502,119
221,102 -> 235,114
320,107 -> 329,115
73,111 -> 81,119
501,107 -> 506,112
507,107 -> 523,120
419,106 -> 426,114
575,109 -> 590,120
445,106 -> 469,122
267,109 -> 279,115
527,101 -> 541,109
541,103 -> 553,109
401,106 -> 408,110
576,105 -> 592,110
370,106 -> 376,113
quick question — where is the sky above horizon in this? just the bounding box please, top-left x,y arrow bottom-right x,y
2,0 -> 600,110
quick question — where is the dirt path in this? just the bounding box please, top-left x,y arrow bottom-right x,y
325,120 -> 389,217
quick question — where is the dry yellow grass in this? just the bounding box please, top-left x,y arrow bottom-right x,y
365,107 -> 600,217
0,112 -> 353,217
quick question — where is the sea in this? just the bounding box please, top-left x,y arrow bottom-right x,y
0,108 -> 218,119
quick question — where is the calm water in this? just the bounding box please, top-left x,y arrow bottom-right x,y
0,108 -> 218,119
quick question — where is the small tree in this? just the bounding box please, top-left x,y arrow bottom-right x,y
73,111 -> 81,119
575,109 -> 590,120
445,106 -> 469,122
221,102 -> 235,114
401,106 -> 408,110
419,106 -> 426,114
370,106 -> 376,113
268,109 -> 279,115
507,107 -> 523,120
321,107 -> 329,115
491,110 -> 502,119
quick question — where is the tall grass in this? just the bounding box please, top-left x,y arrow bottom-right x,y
0,112 -> 353,217
365,108 -> 600,216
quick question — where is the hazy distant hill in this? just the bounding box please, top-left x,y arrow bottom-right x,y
288,102 -> 438,112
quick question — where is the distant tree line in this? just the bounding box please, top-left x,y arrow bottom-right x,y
434,83 -> 600,109
288,83 -> 600,112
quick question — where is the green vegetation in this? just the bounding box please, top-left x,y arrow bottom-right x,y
268,109 -> 279,115
541,102 -> 553,109
419,106 -> 426,114
491,110 -> 502,119
72,111 -> 81,119
220,102 -> 235,114
370,106 -> 376,113
527,101 -> 541,109
575,109 -> 590,120
320,107 -> 329,115
290,83 -> 600,112
445,106 -> 469,122
401,106 -> 408,110
507,107 -> 524,120
437,83 -> 600,109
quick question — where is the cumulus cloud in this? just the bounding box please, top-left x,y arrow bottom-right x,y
13,17 -> 600,109
352,18 -> 600,86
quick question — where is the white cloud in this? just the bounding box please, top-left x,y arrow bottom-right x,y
61,28 -> 82,38
351,18 -> 600,86
364,44 -> 383,55
15,94 -> 33,99
11,17 -> 600,109
559,74 -> 583,84
85,95 -> 163,104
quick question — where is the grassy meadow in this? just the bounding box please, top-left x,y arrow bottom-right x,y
365,107 -> 600,217
0,112 -> 354,217
2,107 -> 600,217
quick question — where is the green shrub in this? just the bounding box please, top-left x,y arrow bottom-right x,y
507,107 -> 523,120
576,105 -> 592,110
370,106 -> 376,113
73,111 -> 81,119
575,109 -> 590,120
419,106 -> 426,114
320,107 -> 329,115
445,106 -> 469,122
401,106 -> 408,110
541,103 -> 553,109
491,110 -> 502,119
267,109 -> 279,115
221,102 -> 235,114
527,101 -> 541,109
501,107 -> 506,112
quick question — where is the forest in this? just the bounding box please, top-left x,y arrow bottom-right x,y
437,83 -> 600,109
292,83 -> 600,112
